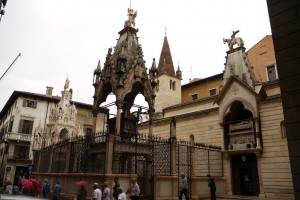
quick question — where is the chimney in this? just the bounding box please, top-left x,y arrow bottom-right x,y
46,86 -> 53,96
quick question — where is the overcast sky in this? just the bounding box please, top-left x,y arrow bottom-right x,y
0,0 -> 271,111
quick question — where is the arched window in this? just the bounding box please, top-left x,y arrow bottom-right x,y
172,81 -> 176,90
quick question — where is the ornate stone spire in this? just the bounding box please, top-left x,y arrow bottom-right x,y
48,77 -> 77,143
157,35 -> 175,77
64,77 -> 70,91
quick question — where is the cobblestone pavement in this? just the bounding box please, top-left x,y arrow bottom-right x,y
0,194 -> 44,199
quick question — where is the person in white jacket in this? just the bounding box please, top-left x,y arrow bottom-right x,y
117,187 -> 126,200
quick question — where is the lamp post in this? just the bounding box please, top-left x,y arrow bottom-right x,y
0,0 -> 7,22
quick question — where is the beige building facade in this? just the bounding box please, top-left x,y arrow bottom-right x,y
0,78 -> 106,188
138,35 -> 294,199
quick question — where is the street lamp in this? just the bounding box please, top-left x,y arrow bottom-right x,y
0,0 -> 7,22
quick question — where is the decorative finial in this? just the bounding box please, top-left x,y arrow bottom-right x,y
165,27 -> 167,36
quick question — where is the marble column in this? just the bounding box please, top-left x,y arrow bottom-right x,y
105,133 -> 115,174
115,101 -> 123,135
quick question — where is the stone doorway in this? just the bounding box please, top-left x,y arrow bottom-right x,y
231,154 -> 259,196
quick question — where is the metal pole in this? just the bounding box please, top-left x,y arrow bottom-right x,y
0,53 -> 21,81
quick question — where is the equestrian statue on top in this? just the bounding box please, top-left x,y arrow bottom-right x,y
223,30 -> 244,50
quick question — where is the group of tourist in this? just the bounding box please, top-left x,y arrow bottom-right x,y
90,177 -> 140,200
39,174 -> 215,200
37,176 -> 140,200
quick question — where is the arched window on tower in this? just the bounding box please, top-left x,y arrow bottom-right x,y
170,80 -> 172,89
172,81 -> 176,90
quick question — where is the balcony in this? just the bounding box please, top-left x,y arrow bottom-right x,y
7,153 -> 32,163
4,132 -> 32,142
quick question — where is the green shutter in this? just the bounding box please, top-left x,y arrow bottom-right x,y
22,99 -> 27,107
29,121 -> 34,135
18,119 -> 24,133
8,120 -> 13,132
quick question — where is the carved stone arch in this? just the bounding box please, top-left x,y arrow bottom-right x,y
94,81 -> 113,109
123,91 -> 139,114
123,81 -> 152,112
59,128 -> 69,140
220,97 -> 257,123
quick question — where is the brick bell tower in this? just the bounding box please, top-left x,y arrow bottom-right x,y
154,33 -> 182,117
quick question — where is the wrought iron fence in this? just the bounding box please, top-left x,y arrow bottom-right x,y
32,151 -> 40,172
194,143 -> 223,177
152,137 -> 171,176
52,143 -> 67,173
69,132 -> 106,173
112,133 -> 154,200
33,132 -> 223,179
39,148 -> 51,172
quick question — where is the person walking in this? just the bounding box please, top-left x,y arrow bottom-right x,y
127,178 -> 140,200
42,179 -> 50,199
179,173 -> 189,200
102,182 -> 110,200
76,186 -> 87,200
117,187 -> 126,200
92,183 -> 102,200
53,181 -> 62,200
113,177 -> 120,200
207,174 -> 216,200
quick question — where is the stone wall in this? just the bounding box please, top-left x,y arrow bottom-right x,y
259,98 -> 294,198
139,109 -> 221,145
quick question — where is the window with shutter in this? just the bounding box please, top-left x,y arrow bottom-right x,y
14,145 -> 30,159
209,88 -> 216,96
267,65 -> 277,81
18,119 -> 24,133
19,119 -> 34,134
191,94 -> 198,100
8,119 -> 13,132
22,99 -> 37,109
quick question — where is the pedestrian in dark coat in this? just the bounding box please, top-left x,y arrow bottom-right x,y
53,181 -> 62,200
207,174 -> 216,200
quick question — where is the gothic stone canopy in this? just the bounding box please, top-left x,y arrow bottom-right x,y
93,8 -> 157,113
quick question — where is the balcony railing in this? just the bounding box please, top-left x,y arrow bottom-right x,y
4,132 -> 32,142
7,153 -> 32,163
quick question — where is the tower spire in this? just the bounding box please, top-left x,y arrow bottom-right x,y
157,33 -> 175,77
